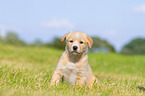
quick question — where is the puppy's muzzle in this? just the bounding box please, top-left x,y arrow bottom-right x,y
73,46 -> 78,51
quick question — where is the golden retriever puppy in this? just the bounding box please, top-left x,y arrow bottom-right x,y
51,31 -> 97,86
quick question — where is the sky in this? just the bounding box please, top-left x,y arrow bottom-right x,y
0,0 -> 145,51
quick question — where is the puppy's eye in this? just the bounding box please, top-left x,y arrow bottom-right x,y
70,40 -> 73,43
80,41 -> 83,44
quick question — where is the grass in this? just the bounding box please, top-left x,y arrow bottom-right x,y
0,44 -> 145,96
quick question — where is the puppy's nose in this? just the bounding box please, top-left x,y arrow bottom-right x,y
73,46 -> 78,50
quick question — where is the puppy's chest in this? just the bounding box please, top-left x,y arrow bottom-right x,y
61,62 -> 79,73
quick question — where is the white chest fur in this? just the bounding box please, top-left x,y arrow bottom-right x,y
59,62 -> 79,84
61,62 -> 76,71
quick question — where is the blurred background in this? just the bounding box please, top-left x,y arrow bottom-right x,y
0,0 -> 145,55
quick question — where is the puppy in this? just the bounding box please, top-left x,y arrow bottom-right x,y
51,31 -> 97,86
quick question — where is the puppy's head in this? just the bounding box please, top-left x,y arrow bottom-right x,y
61,31 -> 93,55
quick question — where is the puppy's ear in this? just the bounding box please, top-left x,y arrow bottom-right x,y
61,33 -> 70,42
86,34 -> 93,50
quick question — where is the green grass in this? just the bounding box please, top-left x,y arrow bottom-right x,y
0,44 -> 145,96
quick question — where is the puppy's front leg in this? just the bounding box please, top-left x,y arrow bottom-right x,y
50,69 -> 63,85
76,72 -> 86,86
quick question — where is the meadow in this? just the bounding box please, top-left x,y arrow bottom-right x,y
0,44 -> 145,96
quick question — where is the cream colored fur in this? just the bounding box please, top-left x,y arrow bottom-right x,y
51,31 -> 97,87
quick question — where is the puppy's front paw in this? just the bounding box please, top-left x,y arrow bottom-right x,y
50,79 -> 60,86
86,77 -> 98,87
50,81 -> 55,85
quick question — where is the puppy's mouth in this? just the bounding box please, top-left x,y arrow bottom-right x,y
71,51 -> 81,55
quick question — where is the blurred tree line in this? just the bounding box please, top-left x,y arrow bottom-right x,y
1,31 -> 145,54
121,38 -> 145,55
0,31 -> 26,46
91,37 -> 115,53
